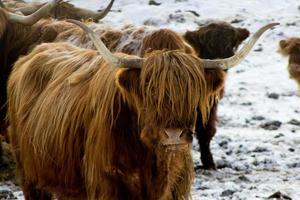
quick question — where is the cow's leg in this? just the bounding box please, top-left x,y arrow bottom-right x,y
14,150 -> 52,200
195,104 -> 218,170
22,184 -> 52,200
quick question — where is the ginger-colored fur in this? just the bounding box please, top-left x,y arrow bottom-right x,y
8,42 -> 222,199
279,38 -> 300,91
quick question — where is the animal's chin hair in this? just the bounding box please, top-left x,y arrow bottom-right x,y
168,150 -> 194,200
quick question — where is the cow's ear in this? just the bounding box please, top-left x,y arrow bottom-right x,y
116,68 -> 141,97
279,40 -> 288,49
279,39 -> 296,55
237,28 -> 250,42
205,69 -> 226,93
184,31 -> 200,47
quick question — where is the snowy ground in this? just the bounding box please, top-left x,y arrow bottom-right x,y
2,0 -> 300,199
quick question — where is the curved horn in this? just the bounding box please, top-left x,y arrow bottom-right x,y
5,0 -> 62,25
73,0 -> 115,22
13,5 -> 44,16
66,19 -> 143,69
202,23 -> 280,69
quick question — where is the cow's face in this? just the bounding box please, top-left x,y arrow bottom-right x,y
185,22 -> 249,59
116,50 -> 211,150
279,38 -> 300,56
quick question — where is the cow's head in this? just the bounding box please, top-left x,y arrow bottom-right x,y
141,28 -> 195,56
116,50 -> 206,150
69,20 -> 278,150
184,22 -> 250,59
279,37 -> 300,56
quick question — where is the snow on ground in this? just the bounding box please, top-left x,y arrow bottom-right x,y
3,0 -> 300,199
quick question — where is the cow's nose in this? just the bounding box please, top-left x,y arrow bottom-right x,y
161,128 -> 192,146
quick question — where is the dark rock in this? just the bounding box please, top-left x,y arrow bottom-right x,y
221,189 -> 236,197
252,116 -> 265,121
268,191 -> 292,200
0,190 -> 17,199
216,160 -> 232,169
286,22 -> 296,26
168,13 -> 185,23
218,140 -> 228,147
288,148 -> 295,152
143,19 -> 160,26
267,92 -> 280,99
288,119 -> 300,126
241,102 -> 252,106
186,10 -> 200,17
260,121 -> 282,131
254,47 -> 263,52
237,175 -> 250,182
236,69 -> 245,73
287,162 -> 300,168
231,18 -> 244,24
277,32 -> 284,36
274,133 -> 285,138
148,0 -> 161,6
252,146 -> 269,153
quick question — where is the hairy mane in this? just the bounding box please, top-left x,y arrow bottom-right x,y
141,50 -> 209,127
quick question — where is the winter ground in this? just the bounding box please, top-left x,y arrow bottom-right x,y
1,0 -> 300,199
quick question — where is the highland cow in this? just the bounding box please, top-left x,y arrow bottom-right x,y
184,22 -> 250,169
7,20 -> 275,199
1,0 -> 114,22
57,21 -> 251,169
0,0 -> 112,169
279,37 -> 300,91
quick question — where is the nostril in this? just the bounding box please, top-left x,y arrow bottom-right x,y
164,131 -> 169,138
179,132 -> 184,138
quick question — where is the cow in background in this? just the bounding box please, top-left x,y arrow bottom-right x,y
1,0 -> 114,22
279,38 -> 300,92
184,22 -> 250,169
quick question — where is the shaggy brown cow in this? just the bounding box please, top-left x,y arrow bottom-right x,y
57,22 -> 250,169
1,0 -> 114,22
7,19 -> 274,199
184,22 -> 250,169
0,0 -> 112,168
279,37 -> 300,91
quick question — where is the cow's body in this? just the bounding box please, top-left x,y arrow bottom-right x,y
8,40 -> 224,199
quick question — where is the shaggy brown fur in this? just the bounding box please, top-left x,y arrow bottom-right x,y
184,22 -> 250,59
279,38 -> 300,91
0,9 -> 78,165
184,22 -> 250,169
8,41 -> 224,199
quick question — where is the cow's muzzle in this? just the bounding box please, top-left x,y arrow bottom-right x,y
161,128 -> 193,146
